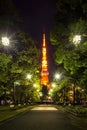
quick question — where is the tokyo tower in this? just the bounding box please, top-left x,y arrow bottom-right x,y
41,34 -> 50,89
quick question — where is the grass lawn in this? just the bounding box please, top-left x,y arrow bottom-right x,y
0,105 -> 33,122
66,105 -> 87,113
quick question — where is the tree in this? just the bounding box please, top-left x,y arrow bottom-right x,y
0,52 -> 12,104
50,0 -> 87,85
9,32 -> 40,103
0,1 -> 41,104
50,0 -> 87,104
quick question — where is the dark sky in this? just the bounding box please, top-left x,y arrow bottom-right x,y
13,0 -> 57,78
13,0 -> 57,42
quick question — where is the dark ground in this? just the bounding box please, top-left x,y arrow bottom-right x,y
0,106 -> 86,130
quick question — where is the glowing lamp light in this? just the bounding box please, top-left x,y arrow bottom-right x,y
2,37 -> 9,46
40,92 -> 43,97
55,73 -> 60,79
33,83 -> 36,88
26,74 -> 32,79
37,89 -> 40,92
73,35 -> 81,45
50,89 -> 53,92
52,83 -> 56,88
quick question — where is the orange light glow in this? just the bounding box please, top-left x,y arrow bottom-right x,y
41,34 -> 50,89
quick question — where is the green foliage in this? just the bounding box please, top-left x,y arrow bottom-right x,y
0,52 -> 12,82
0,0 -> 41,104
55,46 -> 66,64
10,32 -> 40,82
50,0 -> 87,95
9,33 -> 40,103
69,19 -> 87,43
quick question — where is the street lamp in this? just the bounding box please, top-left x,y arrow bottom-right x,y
39,92 -> 43,97
26,74 -> 32,80
33,83 -> 36,88
51,83 -> 56,88
37,89 -> 40,92
73,35 -> 81,45
14,81 -> 20,104
2,37 -> 10,46
49,89 -> 53,96
55,73 -> 61,80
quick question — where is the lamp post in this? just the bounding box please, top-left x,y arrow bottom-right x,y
33,83 -> 36,88
55,73 -> 61,80
1,36 -> 10,54
72,35 -> 81,104
51,83 -> 56,88
14,81 -> 20,104
54,73 -> 63,103
2,37 -> 10,46
26,74 -> 32,103
73,35 -> 81,46
26,74 -> 32,80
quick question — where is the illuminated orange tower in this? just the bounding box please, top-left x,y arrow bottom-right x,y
41,34 -> 50,89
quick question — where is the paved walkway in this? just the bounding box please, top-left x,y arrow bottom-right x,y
0,105 -> 85,130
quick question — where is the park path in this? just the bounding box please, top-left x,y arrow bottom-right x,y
0,105 -> 85,130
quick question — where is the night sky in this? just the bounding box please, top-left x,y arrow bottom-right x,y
13,0 -> 57,42
13,0 -> 57,78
